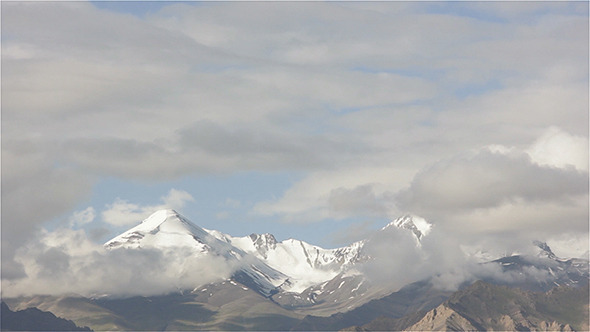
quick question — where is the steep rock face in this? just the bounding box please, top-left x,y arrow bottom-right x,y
403,281 -> 586,331
249,233 -> 278,259
405,302 -> 575,331
405,304 -> 478,331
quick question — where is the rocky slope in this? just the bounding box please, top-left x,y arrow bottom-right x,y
350,280 -> 589,331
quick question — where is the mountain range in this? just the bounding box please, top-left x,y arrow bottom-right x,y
3,209 -> 588,331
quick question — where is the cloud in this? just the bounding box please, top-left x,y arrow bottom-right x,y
101,189 -> 194,226
327,220 -> 377,247
175,120 -> 366,172
359,225 -> 430,289
164,189 -> 196,210
101,199 -> 154,227
3,228 -> 235,298
4,1 -> 586,179
328,185 -> 391,219
546,233 -> 590,259
253,167 -> 413,223
358,222 -> 500,291
397,148 -> 587,214
394,139 -> 588,247
6,2 -> 585,184
428,261 -> 556,292
1,145 -> 93,279
527,126 -> 589,171
359,221 -> 575,292
69,207 -> 96,227
255,126 -> 588,237
452,2 -> 588,22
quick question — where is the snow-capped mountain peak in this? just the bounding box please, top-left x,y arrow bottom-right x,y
104,209 -> 289,297
102,209 -> 367,295
384,214 -> 432,242
104,209 -> 213,250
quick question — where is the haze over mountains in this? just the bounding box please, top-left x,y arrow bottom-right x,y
3,209 -> 587,331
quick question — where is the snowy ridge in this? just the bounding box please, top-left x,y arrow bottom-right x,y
104,209 -> 369,294
104,209 -> 430,294
209,232 -> 365,292
104,209 -> 287,296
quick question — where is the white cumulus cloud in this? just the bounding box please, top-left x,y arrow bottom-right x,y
69,207 -> 96,227
526,126 -> 589,171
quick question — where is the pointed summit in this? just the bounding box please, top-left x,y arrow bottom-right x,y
104,209 -> 212,251
384,214 -> 432,242
103,209 -> 290,297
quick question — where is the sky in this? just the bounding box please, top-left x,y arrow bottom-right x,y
2,1 -> 589,291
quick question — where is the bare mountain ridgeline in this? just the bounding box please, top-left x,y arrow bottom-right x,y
347,281 -> 589,331
2,210 -> 588,331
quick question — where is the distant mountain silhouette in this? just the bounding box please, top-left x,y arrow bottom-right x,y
1,302 -> 91,331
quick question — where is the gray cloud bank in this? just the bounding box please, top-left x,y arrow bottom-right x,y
396,147 -> 588,239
